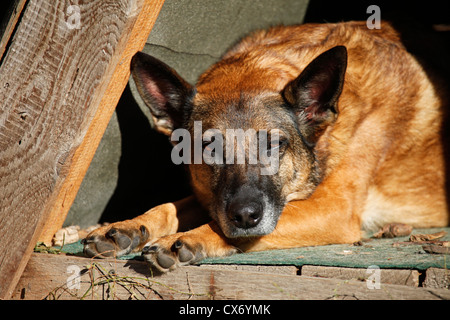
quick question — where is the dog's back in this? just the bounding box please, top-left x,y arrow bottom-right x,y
197,21 -> 449,231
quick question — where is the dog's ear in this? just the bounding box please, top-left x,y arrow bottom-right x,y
282,46 -> 347,146
131,52 -> 194,135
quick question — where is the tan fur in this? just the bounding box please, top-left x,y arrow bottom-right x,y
84,22 -> 448,270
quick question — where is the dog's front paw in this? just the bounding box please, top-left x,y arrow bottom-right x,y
82,221 -> 149,258
141,235 -> 205,272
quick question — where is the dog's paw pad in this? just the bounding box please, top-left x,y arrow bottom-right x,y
142,238 -> 204,272
175,240 -> 195,262
82,224 -> 149,258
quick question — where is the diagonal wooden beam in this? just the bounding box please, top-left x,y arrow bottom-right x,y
0,0 -> 28,61
0,0 -> 164,299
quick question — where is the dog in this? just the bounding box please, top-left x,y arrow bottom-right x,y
83,21 -> 449,271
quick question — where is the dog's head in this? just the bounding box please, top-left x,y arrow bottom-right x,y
130,45 -> 347,238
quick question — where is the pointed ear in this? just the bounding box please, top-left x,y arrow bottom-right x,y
130,51 -> 194,135
282,46 -> 347,146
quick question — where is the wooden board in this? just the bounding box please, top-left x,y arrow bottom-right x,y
0,0 -> 28,61
37,0 -> 165,245
0,0 -> 164,299
301,265 -> 421,287
13,253 -> 450,300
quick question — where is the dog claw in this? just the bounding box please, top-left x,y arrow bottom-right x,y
107,228 -> 132,249
142,245 -> 158,254
174,240 -> 183,249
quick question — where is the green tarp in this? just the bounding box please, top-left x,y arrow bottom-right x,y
57,228 -> 449,270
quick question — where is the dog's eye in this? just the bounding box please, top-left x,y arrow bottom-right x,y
264,136 -> 288,159
270,137 -> 288,150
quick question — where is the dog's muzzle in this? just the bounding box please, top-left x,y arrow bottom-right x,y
218,193 -> 280,238
227,200 -> 263,229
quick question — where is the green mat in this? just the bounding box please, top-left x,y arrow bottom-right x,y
57,228 -> 449,270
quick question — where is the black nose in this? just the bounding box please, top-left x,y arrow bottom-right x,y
227,201 -> 263,229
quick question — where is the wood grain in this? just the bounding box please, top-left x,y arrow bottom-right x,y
301,265 -> 420,287
38,0 -> 165,245
0,0 -> 164,299
13,253 -> 450,300
0,0 -> 28,60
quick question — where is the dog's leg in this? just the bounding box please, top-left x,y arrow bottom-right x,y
82,196 -> 209,258
240,197 -> 362,252
142,171 -> 362,272
141,222 -> 238,272
141,200 -> 360,272
243,170 -> 363,251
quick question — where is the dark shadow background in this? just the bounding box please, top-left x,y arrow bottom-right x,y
303,0 -> 450,25
98,85 -> 191,223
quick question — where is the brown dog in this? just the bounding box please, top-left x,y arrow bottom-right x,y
83,21 -> 449,271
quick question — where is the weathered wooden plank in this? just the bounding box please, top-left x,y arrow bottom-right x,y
38,0 -> 165,245
0,0 -> 28,60
423,267 -> 449,289
13,253 -> 450,300
0,0 -> 164,299
198,264 -> 299,275
301,265 -> 420,287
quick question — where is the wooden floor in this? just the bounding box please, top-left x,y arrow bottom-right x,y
13,252 -> 449,300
